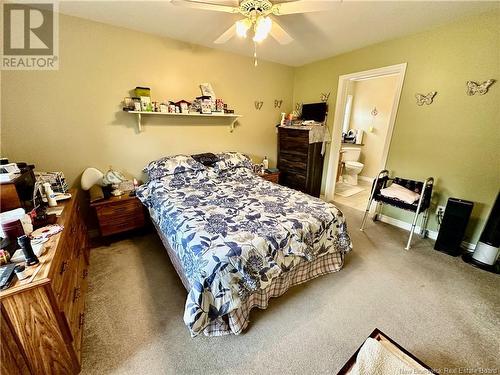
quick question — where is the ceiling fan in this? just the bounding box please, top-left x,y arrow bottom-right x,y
171,0 -> 336,46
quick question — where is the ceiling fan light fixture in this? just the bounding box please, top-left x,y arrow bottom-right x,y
253,16 -> 272,43
235,18 -> 252,38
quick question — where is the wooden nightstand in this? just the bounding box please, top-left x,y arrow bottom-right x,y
91,193 -> 145,236
258,171 -> 280,184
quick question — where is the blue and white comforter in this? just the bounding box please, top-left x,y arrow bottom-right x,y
137,167 -> 352,336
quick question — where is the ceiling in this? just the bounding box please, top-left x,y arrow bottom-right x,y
59,1 -> 498,66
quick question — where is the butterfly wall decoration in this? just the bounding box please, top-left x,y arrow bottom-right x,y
274,100 -> 283,109
254,101 -> 264,110
320,92 -> 331,103
415,92 -> 437,106
466,79 -> 495,96
292,102 -> 302,117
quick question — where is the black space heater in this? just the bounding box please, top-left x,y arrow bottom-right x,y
434,198 -> 474,256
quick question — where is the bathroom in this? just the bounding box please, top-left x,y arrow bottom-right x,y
334,74 -> 400,211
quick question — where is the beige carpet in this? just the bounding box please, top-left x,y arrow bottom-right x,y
81,205 -> 500,374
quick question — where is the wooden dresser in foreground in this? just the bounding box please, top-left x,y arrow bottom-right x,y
0,189 -> 89,374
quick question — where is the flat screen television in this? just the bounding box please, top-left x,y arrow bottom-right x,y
301,102 -> 328,123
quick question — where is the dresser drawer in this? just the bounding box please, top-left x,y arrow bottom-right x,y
95,199 -> 142,219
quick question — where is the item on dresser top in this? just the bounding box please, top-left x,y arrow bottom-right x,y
45,206 -> 64,216
30,224 -> 63,240
35,171 -> 68,193
18,235 -> 39,266
0,263 -> 17,290
43,183 -> 57,207
1,208 -> 26,240
10,239 -> 47,262
380,183 -> 420,204
0,249 -> 10,265
81,167 -> 104,190
14,264 -> 28,280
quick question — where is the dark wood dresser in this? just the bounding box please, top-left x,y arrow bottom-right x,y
277,126 -> 325,197
0,189 -> 89,374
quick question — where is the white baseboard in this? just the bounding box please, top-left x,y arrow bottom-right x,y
378,214 -> 438,240
377,214 -> 476,251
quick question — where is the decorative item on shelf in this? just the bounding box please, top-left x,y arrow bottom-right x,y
176,100 -> 191,114
215,98 -> 224,112
152,101 -> 160,112
134,86 -> 151,97
200,97 -> 212,114
133,97 -> 141,111
415,91 -> 437,106
140,96 -> 152,112
320,92 -> 330,103
123,97 -> 135,111
159,103 -> 168,113
274,99 -> 283,109
280,112 -> 286,126
466,79 -> 495,96
190,98 -> 202,113
254,101 -> 263,110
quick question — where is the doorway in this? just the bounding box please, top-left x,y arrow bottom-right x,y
324,63 -> 407,209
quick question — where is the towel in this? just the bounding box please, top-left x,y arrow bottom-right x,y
380,183 -> 420,204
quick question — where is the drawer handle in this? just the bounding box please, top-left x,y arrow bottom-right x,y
82,269 -> 89,279
79,312 -> 85,329
73,287 -> 81,303
60,260 -> 68,275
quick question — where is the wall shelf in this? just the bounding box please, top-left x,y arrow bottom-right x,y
124,110 -> 242,133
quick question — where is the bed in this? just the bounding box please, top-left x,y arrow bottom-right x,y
137,152 -> 352,337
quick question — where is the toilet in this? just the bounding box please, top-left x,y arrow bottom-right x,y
341,147 -> 364,185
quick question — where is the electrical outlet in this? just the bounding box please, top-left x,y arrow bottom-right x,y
435,205 -> 445,215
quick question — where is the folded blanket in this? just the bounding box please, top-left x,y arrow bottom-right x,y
349,338 -> 432,375
380,183 -> 420,204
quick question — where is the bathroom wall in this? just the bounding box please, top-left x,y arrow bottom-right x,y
349,75 -> 400,179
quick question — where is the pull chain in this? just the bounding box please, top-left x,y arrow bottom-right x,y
254,41 -> 258,67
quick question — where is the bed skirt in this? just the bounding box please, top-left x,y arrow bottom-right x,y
152,219 -> 345,336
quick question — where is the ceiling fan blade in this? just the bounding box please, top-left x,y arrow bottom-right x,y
272,0 -> 338,15
171,0 -> 238,13
270,20 -> 293,45
214,24 -> 237,44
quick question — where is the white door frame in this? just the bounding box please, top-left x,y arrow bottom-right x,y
324,63 -> 407,202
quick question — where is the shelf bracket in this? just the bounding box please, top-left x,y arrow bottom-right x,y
137,113 -> 142,132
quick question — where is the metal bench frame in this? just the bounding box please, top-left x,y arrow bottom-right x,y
360,170 -> 434,250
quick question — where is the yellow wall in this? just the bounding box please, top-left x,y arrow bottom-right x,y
349,75 -> 399,178
294,11 -> 500,243
1,14 -> 293,184
2,11 -> 499,244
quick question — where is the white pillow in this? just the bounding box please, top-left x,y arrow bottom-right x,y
380,183 -> 420,204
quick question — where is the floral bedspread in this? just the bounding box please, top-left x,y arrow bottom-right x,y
137,167 -> 352,336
